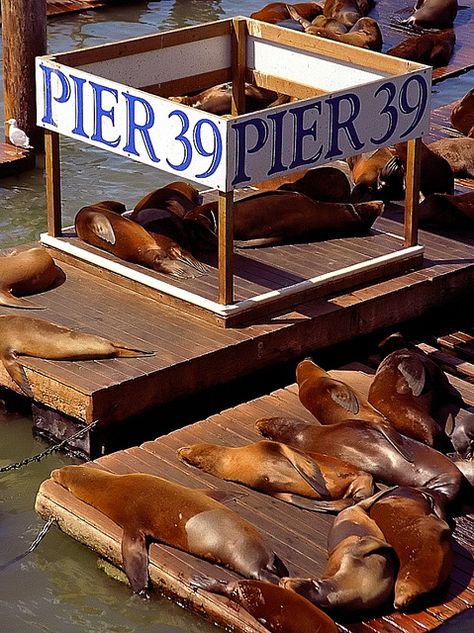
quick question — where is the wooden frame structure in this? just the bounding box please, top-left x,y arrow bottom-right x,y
36,17 -> 430,325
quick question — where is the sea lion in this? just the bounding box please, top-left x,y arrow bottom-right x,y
447,409 -> 474,461
322,0 -> 368,27
185,191 -> 383,247
51,465 -> 288,595
191,575 -> 338,633
402,0 -> 458,28
281,504 -> 395,612
0,315 -> 153,397
418,191 -> 474,227
296,358 -> 384,425
451,89 -> 474,137
392,141 -> 454,199
250,2 -> 323,24
305,15 -> 349,34
177,439 -> 374,512
359,486 -> 453,609
256,417 -> 462,511
75,202 -> 208,278
387,30 -> 455,68
254,166 -> 351,202
0,247 -> 59,309
348,148 -> 404,202
169,82 -> 289,115
327,368 -> 374,399
132,182 -> 202,219
428,137 -> 474,179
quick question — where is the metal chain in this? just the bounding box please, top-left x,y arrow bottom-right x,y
0,517 -> 55,571
0,419 -> 99,473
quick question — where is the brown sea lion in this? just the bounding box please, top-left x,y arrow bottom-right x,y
418,191 -> 474,227
0,247 -> 59,309
191,575 -> 338,633
75,202 -> 208,278
0,315 -> 153,397
402,0 -> 458,28
296,358 -> 384,425
185,191 -> 383,247
447,410 -> 474,461
51,465 -> 288,595
250,2 -> 323,24
451,89 -> 474,137
281,504 -> 395,612
256,417 -> 462,511
255,166 -> 352,203
322,0 -> 368,27
132,182 -> 202,219
306,15 -> 349,34
392,141 -> 454,198
387,30 -> 455,68
327,368 -> 374,399
169,82 -> 289,115
360,486 -> 453,609
177,439 -> 374,512
428,137 -> 474,179
348,148 -> 404,202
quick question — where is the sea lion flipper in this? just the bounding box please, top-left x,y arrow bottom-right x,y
111,343 -> 155,358
377,425 -> 415,463
397,357 -> 425,396
2,352 -> 33,397
88,212 -> 117,245
0,290 -> 43,310
329,382 -> 360,414
121,528 -> 149,595
273,492 -> 354,513
190,573 -> 229,595
280,445 -> 329,496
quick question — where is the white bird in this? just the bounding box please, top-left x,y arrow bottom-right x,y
7,118 -> 33,150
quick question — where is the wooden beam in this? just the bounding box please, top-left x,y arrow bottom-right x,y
218,190 -> 234,305
45,129 -> 62,237
1,0 -> 47,150
404,137 -> 421,247
231,17 -> 247,116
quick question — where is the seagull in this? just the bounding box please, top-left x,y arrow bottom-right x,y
6,118 -> 33,150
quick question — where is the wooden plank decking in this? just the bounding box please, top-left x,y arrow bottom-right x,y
35,341 -> 474,633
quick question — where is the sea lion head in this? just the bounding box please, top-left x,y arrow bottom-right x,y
256,417 -> 305,443
177,443 -> 222,470
450,413 -> 474,460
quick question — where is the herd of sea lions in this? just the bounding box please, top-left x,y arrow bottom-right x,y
47,337 -> 473,631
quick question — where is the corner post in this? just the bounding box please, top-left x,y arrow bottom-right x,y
45,129 -> 62,237
218,190 -> 234,305
231,17 -> 247,117
404,137 -> 421,247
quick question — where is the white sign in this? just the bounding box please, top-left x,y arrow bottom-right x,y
36,58 -> 431,191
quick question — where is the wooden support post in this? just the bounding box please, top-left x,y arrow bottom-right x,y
404,137 -> 421,247
231,17 -> 247,116
45,130 -> 62,237
1,0 -> 47,151
218,191 -> 234,305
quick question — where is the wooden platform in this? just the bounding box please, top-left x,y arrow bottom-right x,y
35,342 -> 474,633
0,0 -> 106,22
0,141 -> 35,178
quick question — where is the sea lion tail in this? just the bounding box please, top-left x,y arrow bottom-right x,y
286,4 -> 311,29
272,492 -> 354,513
279,444 -> 330,497
190,573 -> 230,595
0,290 -> 43,310
112,344 -> 155,358
2,352 -> 33,397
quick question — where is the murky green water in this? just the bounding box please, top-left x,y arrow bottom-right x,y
1,1 -> 473,631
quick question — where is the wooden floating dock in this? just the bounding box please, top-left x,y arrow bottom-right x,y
0,0 -> 106,23
35,341 -> 474,633
0,141 -> 34,178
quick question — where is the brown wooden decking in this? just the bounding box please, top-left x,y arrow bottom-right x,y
35,343 -> 474,633
0,141 -> 35,177
0,0 -> 106,22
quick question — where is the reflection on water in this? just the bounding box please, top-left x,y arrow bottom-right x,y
0,1 -> 473,631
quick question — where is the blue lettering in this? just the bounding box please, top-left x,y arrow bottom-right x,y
40,64 -> 71,127
371,82 -> 398,145
90,81 -> 120,148
267,110 -> 288,175
289,102 -> 323,169
325,93 -> 363,159
166,110 -> 192,171
70,74 -> 88,138
231,118 -> 268,185
123,93 -> 159,163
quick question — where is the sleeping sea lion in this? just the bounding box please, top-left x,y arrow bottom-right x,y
191,575 -> 338,633
250,2 -> 323,24
254,166 -> 351,202
281,504 -> 395,612
392,141 -> 454,198
322,0 -> 368,27
327,368 -> 374,399
402,0 -> 458,28
451,89 -> 474,137
169,82 -> 289,115
256,417 -> 462,511
296,358 -> 384,425
305,15 -> 349,34
75,202 -> 208,278
51,465 -> 288,595
418,191 -> 474,227
177,439 -> 374,512
387,30 -> 455,68
428,137 -> 474,179
348,148 -> 404,202
0,315 -> 153,397
185,191 -> 383,247
0,247 -> 59,309
359,486 -> 453,609
132,181 -> 202,219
